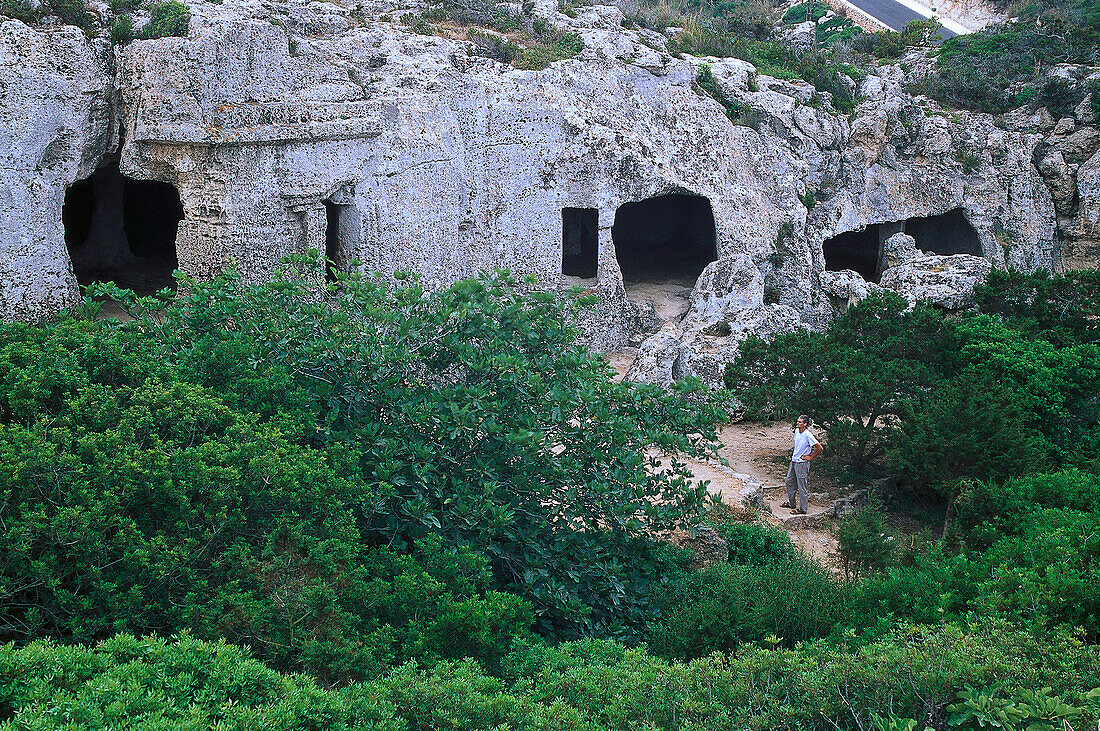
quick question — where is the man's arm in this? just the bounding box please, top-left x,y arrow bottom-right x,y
805,442 -> 823,461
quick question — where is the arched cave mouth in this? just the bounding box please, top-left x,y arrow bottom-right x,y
612,194 -> 717,284
62,160 -> 183,293
822,208 -> 981,284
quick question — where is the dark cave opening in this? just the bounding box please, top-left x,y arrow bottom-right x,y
904,208 -> 981,256
823,225 -> 882,283
822,209 -> 981,283
324,197 -> 358,283
325,200 -> 342,283
562,207 -> 598,278
62,161 -> 182,292
612,194 -> 717,282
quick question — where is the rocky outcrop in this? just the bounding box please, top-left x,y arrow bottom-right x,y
0,21 -> 115,320
879,254 -> 992,310
0,0 -> 1083,366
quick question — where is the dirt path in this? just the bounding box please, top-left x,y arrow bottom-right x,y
688,421 -> 842,566
608,343 -> 843,566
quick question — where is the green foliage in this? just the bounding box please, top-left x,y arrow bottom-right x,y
647,555 -> 850,658
781,0 -> 829,24
4,620 -> 1100,730
143,0 -> 189,38
946,684 -> 1095,731
109,13 -> 135,43
973,268 -> 1100,346
912,0 -> 1100,114
726,293 -> 950,471
955,147 -> 981,172
44,0 -> 94,30
852,18 -> 942,59
727,275 -> 1100,493
0,266 -> 726,673
1038,76 -> 1078,118
501,620 -> 1100,730
696,63 -> 757,127
718,519 -> 797,564
836,501 -> 892,578
891,367 -> 1054,497
0,0 -> 43,24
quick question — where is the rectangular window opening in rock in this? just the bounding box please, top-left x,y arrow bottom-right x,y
611,194 -> 717,286
324,200 -> 357,283
62,159 -> 183,294
562,207 -> 599,278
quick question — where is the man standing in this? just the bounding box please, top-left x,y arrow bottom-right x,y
782,414 -> 822,514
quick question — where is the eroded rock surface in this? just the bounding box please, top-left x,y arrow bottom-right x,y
0,21 -> 115,320
0,2 -> 1091,373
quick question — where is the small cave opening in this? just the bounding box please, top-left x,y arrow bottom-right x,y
823,225 -> 882,283
822,209 -> 982,284
904,208 -> 981,256
612,193 -> 717,284
62,160 -> 183,293
562,207 -> 598,278
324,200 -> 342,283
323,196 -> 358,283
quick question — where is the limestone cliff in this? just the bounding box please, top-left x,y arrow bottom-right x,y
0,0 -> 1091,384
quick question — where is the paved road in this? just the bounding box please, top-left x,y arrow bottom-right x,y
842,0 -> 958,38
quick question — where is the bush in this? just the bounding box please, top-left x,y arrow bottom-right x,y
835,501 -> 893,578
1,266 -> 727,667
44,0 -> 94,29
647,556 -> 850,658
143,0 -> 189,38
718,519 -> 797,564
109,13 -> 135,43
0,0 -> 44,23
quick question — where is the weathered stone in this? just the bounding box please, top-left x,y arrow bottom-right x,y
1037,148 -> 1078,215
0,2 -> 1068,352
0,20 -> 115,322
819,269 -> 878,311
881,231 -> 920,269
1053,117 -> 1077,136
879,254 -> 992,309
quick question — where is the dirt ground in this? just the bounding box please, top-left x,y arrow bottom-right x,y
686,421 -> 844,566
607,348 -> 845,568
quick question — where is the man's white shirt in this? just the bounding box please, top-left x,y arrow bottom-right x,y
792,429 -> 820,462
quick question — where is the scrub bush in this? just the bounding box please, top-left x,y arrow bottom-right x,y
143,0 -> 188,37
646,555 -> 850,658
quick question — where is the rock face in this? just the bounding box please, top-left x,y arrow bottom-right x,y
0,21 -> 115,320
0,1 -> 1083,369
879,254 -> 993,310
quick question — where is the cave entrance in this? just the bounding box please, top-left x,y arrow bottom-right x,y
562,207 -> 598,278
822,209 -> 981,283
905,208 -> 981,256
612,194 -> 717,283
823,225 -> 882,283
62,160 -> 182,293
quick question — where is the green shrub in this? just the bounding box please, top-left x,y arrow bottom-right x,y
719,519 -> 797,564
647,556 -> 850,658
1039,76 -> 1079,118
781,0 -> 829,24
835,501 -> 893,577
109,13 -> 135,43
44,0 -> 94,29
0,0 -> 43,23
7,265 -> 726,653
143,0 -> 189,38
